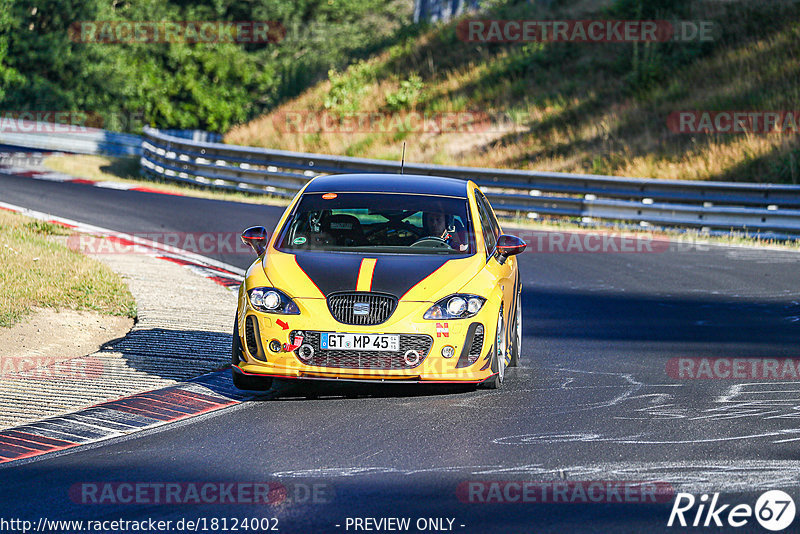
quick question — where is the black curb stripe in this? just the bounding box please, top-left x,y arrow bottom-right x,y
0,443 -> 38,455
0,372 -> 241,466
106,403 -> 183,421
77,408 -> 161,427
119,396 -> 201,415
26,421 -> 108,440
68,413 -> 145,432
0,436 -> 53,452
11,426 -> 88,442
2,430 -> 74,447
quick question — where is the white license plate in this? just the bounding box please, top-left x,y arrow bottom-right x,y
320,333 -> 399,351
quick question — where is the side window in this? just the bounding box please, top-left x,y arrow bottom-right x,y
478,191 -> 501,238
475,193 -> 496,257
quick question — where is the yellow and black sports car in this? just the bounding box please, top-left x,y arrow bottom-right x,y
232,173 -> 526,390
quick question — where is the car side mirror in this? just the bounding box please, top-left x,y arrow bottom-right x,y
494,234 -> 526,264
241,226 -> 269,256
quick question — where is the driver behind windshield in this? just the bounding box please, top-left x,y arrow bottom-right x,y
422,212 -> 468,252
278,192 -> 474,254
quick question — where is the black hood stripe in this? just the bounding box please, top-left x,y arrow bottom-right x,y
294,252 -> 450,298
294,253 -> 361,296
372,256 -> 450,299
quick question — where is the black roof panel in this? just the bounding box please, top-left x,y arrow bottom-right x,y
303,173 -> 469,197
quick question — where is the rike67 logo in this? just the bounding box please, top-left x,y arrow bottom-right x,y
668,490 -> 795,531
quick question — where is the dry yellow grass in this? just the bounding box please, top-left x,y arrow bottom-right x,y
0,210 -> 136,327
225,1 -> 800,184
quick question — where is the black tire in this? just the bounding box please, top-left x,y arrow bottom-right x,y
479,307 -> 505,389
231,317 -> 273,391
508,290 -> 522,367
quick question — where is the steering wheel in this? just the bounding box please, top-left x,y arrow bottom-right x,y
366,221 -> 423,240
410,236 -> 451,249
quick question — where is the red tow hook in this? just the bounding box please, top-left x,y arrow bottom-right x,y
283,334 -> 304,352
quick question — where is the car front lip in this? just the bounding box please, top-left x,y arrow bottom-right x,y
233,363 -> 496,384
236,299 -> 497,382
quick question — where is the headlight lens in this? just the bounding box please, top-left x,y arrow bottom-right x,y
262,291 -> 281,310
467,297 -> 483,314
423,294 -> 486,319
446,297 -> 467,316
248,287 -> 300,314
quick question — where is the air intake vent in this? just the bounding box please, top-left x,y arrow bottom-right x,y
327,292 -> 397,325
245,315 -> 261,358
456,322 -> 484,368
468,324 -> 484,363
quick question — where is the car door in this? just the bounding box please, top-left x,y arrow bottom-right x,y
475,191 -> 516,353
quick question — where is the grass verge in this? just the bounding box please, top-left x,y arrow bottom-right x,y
0,209 -> 137,328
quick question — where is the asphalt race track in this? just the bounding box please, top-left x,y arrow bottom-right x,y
2,173 -> 800,533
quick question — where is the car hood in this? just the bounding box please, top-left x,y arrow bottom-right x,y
263,250 -> 484,301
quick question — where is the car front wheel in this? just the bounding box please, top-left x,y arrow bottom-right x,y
479,307 -> 505,389
508,290 -> 522,367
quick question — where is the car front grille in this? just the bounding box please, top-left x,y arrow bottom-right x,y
326,292 -> 397,325
291,331 -> 432,369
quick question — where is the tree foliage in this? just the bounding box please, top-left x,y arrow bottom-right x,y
0,0 -> 412,132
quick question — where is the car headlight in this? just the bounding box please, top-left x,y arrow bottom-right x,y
423,294 -> 486,319
248,287 -> 300,314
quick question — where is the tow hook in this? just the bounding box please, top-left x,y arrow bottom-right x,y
283,332 -> 304,352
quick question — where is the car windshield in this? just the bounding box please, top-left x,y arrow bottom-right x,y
277,192 -> 475,255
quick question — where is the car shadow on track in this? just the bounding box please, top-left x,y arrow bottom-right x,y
110,327 -> 233,382
110,326 -> 484,401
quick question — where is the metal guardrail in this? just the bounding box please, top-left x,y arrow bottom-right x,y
0,122 -> 220,158
141,126 -> 800,236
0,121 -> 142,157
2,121 -> 797,236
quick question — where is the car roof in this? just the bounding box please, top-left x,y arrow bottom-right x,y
303,173 -> 470,198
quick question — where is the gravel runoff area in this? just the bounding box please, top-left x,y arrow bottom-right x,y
0,249 -> 239,429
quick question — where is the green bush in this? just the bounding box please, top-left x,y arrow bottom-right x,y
324,61 -> 376,113
385,74 -> 424,111
0,0 -> 413,133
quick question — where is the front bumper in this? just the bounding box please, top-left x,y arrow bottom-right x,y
235,297 -> 496,383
